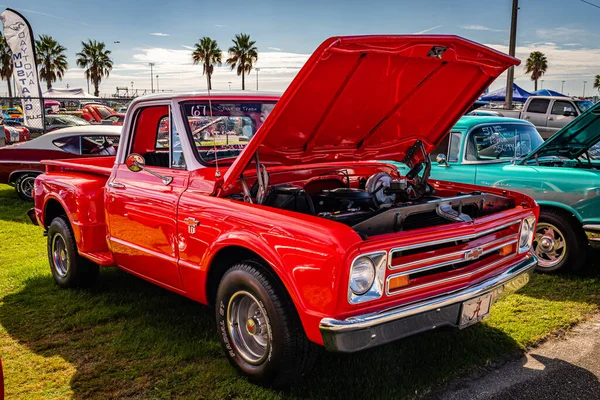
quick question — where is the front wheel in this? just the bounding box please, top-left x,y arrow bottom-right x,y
14,173 -> 38,201
533,209 -> 586,273
215,261 -> 317,388
47,216 -> 99,288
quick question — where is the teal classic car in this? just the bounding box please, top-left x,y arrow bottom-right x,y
390,105 -> 600,273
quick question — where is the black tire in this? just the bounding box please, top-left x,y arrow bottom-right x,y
533,208 -> 586,273
216,261 -> 318,388
14,173 -> 38,201
47,216 -> 99,288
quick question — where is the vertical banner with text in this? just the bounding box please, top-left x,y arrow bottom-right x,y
0,8 -> 44,129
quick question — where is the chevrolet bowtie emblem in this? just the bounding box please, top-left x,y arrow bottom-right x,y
464,247 -> 484,261
184,217 -> 200,234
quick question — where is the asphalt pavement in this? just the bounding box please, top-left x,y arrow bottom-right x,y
428,314 -> 600,400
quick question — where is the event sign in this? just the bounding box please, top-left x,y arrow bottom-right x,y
0,8 -> 44,129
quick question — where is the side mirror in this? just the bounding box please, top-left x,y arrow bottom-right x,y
125,153 -> 173,185
563,110 -> 576,117
436,154 -> 449,166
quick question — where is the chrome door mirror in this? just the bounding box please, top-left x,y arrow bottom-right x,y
436,154 -> 448,166
125,153 -> 173,185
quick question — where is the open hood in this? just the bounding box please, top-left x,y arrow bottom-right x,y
224,35 -> 519,188
522,101 -> 600,162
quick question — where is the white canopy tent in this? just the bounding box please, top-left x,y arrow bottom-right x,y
42,88 -> 99,99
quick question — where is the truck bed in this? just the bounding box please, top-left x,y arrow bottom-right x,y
42,156 -> 115,176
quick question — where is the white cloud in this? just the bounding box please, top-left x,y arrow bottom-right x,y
414,25 -> 442,34
268,47 -> 282,51
535,27 -> 587,40
181,45 -> 195,50
214,24 -> 227,28
564,43 -> 582,46
460,24 -> 505,32
150,32 -> 170,37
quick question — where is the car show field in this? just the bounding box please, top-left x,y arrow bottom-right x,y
1,183 -> 599,398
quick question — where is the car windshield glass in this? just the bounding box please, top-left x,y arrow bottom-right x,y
49,115 -> 90,126
575,100 -> 594,113
181,101 -> 276,165
466,124 -> 543,162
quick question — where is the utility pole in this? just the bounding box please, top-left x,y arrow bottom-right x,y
256,68 -> 260,91
156,75 -> 159,92
583,81 -> 587,98
505,0 -> 519,109
561,80 -> 565,93
228,81 -> 232,90
149,63 -> 155,93
541,80 -> 544,89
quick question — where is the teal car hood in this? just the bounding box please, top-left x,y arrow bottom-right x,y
522,101 -> 600,162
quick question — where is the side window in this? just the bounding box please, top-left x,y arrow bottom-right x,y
448,132 -> 461,162
465,124 -> 543,161
53,137 -> 80,155
430,134 -> 449,161
170,114 -> 186,169
80,135 -> 119,155
154,114 -> 186,169
551,101 -> 574,115
527,99 -> 550,114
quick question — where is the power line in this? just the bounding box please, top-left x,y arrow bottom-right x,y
580,0 -> 600,9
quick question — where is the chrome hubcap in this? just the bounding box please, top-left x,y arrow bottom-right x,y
51,233 -> 69,278
227,291 -> 270,365
20,177 -> 34,199
533,222 -> 567,268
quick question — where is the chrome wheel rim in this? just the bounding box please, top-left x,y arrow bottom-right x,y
51,233 -> 69,278
19,176 -> 34,199
533,222 -> 567,269
226,290 -> 271,365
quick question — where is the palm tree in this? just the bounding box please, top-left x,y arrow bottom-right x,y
594,75 -> 600,94
35,35 -> 68,90
192,37 -> 222,90
75,40 -> 113,97
524,51 -> 548,91
0,33 -> 13,99
226,33 -> 258,90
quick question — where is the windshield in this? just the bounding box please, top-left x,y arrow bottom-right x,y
48,115 -> 90,126
575,100 -> 594,113
466,123 -> 544,162
181,101 -> 276,165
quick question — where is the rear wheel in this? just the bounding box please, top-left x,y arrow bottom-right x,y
14,173 -> 38,201
533,209 -> 586,273
215,261 -> 317,388
47,216 -> 99,288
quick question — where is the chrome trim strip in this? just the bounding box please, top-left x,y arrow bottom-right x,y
389,234 -> 518,275
388,219 -> 521,269
320,255 -> 536,333
583,224 -> 600,231
386,253 -> 518,296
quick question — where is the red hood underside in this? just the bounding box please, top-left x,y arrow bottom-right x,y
224,35 -> 519,187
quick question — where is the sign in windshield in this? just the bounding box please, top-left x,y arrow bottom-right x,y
181,101 -> 276,165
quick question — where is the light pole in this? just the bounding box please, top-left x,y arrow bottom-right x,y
583,81 -> 587,98
505,0 -> 519,109
561,80 -> 565,93
149,62 -> 155,93
256,68 -> 260,91
228,81 -> 232,90
156,75 -> 159,92
541,80 -> 544,89
131,81 -> 134,96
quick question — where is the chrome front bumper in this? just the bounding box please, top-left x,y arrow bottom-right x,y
319,255 -> 537,352
584,225 -> 600,249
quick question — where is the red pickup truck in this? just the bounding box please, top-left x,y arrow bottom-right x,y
30,36 -> 538,387
79,103 -> 117,123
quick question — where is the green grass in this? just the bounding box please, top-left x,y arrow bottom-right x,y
0,183 -> 599,399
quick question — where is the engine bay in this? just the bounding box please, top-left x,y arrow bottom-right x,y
231,142 -> 516,238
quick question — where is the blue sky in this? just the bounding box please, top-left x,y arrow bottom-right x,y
2,0 -> 600,96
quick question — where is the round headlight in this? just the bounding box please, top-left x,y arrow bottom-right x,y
349,256 -> 376,295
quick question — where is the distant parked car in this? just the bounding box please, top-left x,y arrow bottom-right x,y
80,103 -> 117,123
2,122 -> 30,145
0,125 -> 121,200
101,113 -> 125,126
389,111 -> 600,273
26,114 -> 90,135
2,106 -> 24,123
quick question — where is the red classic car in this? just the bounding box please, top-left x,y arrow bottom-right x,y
2,124 -> 30,145
80,103 -> 117,123
30,36 -> 538,387
0,125 -> 120,200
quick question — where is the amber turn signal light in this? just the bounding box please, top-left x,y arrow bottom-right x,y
499,244 -> 514,256
388,275 -> 410,291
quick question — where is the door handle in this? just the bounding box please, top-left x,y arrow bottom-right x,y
548,117 -> 554,121
524,116 -> 530,120
108,182 -> 126,189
